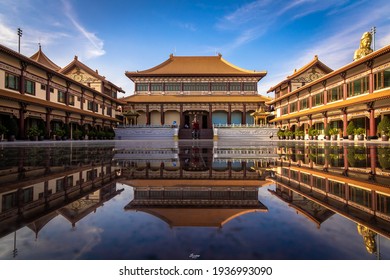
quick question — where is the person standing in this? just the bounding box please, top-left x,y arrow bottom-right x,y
192,118 -> 200,139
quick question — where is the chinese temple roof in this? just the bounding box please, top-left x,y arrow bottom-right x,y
126,54 -> 267,79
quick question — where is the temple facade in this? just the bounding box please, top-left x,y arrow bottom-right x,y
267,34 -> 390,141
0,44 -> 125,140
122,54 -> 270,139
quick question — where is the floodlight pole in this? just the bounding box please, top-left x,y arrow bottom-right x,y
17,28 -> 23,53
371,26 -> 376,51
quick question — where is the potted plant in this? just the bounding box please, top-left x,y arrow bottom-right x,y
377,116 -> 390,141
284,130 -> 293,140
354,127 -> 365,141
346,121 -> 355,140
0,124 -> 8,141
88,130 -> 96,140
378,147 -> 390,170
54,128 -> 64,140
324,126 -> 330,140
295,130 -> 304,140
329,128 -> 339,140
73,129 -> 82,140
26,126 -> 41,141
277,130 -> 285,140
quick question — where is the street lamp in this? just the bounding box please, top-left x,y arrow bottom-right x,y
371,26 -> 376,51
17,28 -> 22,53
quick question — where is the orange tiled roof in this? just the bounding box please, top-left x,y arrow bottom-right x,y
30,45 -> 61,71
122,94 -> 272,103
267,55 -> 333,93
125,54 -> 267,78
269,88 -> 390,122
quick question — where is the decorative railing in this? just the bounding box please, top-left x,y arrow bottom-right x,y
213,124 -> 276,128
116,124 -> 178,128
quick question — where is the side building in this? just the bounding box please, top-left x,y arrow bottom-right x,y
267,34 -> 390,141
0,44 -> 125,140
122,54 -> 271,139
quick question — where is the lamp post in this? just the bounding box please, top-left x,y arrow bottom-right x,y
17,28 -> 22,53
371,26 -> 376,51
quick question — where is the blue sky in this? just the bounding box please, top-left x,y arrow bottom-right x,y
1,0 -> 390,97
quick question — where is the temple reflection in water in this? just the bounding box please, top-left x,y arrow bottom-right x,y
0,141 -> 389,259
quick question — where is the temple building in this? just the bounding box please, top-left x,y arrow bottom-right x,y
121,54 -> 270,139
267,32 -> 390,140
0,43 -> 125,140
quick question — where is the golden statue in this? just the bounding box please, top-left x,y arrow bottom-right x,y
353,32 -> 373,61
357,224 -> 377,254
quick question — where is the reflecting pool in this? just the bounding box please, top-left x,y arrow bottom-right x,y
0,140 -> 389,260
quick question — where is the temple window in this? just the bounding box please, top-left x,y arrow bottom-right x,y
300,98 -> 308,109
327,85 -> 343,102
230,82 -> 241,91
376,193 -> 390,215
349,186 -> 372,208
290,101 -> 297,112
88,100 -> 94,110
329,180 -> 345,198
135,83 -> 148,91
165,83 -> 180,91
243,82 -> 256,91
282,106 -> 288,115
24,79 -> 35,95
150,83 -> 163,91
211,82 -> 227,91
183,83 -> 208,91
5,73 -> 20,90
347,76 -> 369,97
58,91 -> 66,103
313,92 -> 324,106
68,94 -> 75,105
374,67 -> 390,90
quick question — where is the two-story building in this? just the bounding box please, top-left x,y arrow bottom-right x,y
267,37 -> 390,140
0,44 -> 125,140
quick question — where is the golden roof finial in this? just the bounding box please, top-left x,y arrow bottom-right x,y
353,31 -> 373,61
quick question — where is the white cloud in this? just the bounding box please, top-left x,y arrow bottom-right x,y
62,0 -> 105,59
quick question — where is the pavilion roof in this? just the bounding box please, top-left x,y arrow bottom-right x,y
267,55 -> 333,93
125,54 -> 267,79
59,56 -> 125,93
30,45 -> 61,71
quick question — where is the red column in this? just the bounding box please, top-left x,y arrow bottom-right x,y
180,104 -> 184,128
369,72 -> 374,94
208,104 -> 212,128
242,104 -> 246,125
343,110 -> 348,138
146,105 -> 150,125
369,146 -> 377,175
343,146 -> 349,172
228,103 -> 231,125
369,109 -> 376,138
160,104 -> 164,125
323,90 -> 328,105
343,83 -> 347,100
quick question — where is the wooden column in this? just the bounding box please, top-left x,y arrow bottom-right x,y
180,104 -> 184,128
369,109 -> 376,138
228,103 -> 231,125
45,108 -> 52,139
19,61 -> 27,94
343,109 -> 348,138
160,104 -> 164,125
46,73 -> 53,101
369,146 -> 377,175
208,104 -> 212,128
146,105 -> 150,125
242,103 -> 246,125
19,102 -> 26,139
